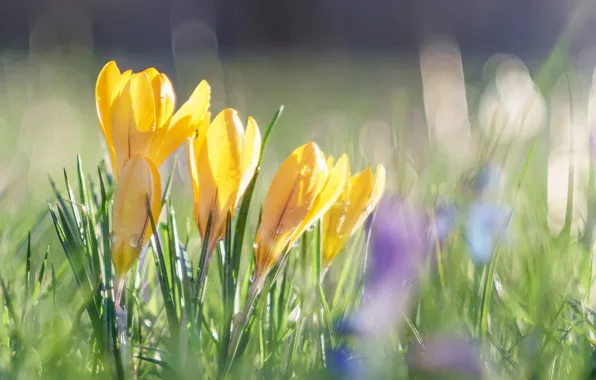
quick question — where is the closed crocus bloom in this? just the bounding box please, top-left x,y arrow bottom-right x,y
111,155 -> 161,303
322,158 -> 386,267
188,108 -> 261,254
286,153 -> 349,247
95,61 -> 210,177
253,142 -> 347,281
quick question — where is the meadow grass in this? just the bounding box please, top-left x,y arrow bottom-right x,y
1,38 -> 596,380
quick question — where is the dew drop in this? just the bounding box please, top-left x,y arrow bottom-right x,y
110,233 -> 117,243
292,239 -> 300,248
129,235 -> 140,248
336,216 -> 347,231
307,223 -> 316,232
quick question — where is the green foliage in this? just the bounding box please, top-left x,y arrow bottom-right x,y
3,36 -> 596,380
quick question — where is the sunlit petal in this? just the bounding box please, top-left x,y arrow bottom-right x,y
129,72 -> 157,133
254,142 -> 326,277
289,153 -> 349,247
111,155 -> 161,277
148,80 -> 211,167
95,61 -> 122,175
237,116 -> 262,204
197,109 -> 244,252
322,166 -> 373,265
352,164 -> 386,232
187,113 -> 212,229
110,72 -> 155,171
150,73 -> 176,129
170,80 -> 211,132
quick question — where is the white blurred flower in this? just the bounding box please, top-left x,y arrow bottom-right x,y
420,38 -> 474,167
547,153 -> 590,236
478,56 -> 547,144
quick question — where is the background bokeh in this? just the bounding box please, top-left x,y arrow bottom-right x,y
1,0 -> 596,250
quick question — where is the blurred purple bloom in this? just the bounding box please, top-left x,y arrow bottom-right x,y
334,318 -> 359,337
473,163 -> 502,194
365,195 -> 435,287
327,345 -> 365,380
408,337 -> 485,378
352,195 -> 438,337
326,318 -> 366,380
465,200 -> 512,265
434,200 -> 458,246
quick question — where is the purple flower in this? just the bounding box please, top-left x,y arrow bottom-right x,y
365,196 -> 435,288
352,195 -> 437,337
326,318 -> 366,380
434,200 -> 458,247
327,345 -> 365,380
465,200 -> 512,265
408,337 -> 485,378
473,163 -> 502,194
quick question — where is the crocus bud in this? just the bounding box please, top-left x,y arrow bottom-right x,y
111,155 -> 161,304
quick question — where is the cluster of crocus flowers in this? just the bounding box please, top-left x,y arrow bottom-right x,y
95,60 -> 210,302
251,144 -> 387,285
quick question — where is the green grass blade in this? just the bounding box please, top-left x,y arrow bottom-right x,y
161,156 -> 178,207
21,231 -> 32,325
146,196 -> 179,334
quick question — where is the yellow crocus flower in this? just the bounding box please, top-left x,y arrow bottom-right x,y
322,159 -> 386,267
111,155 -> 161,303
253,143 -> 348,282
188,108 -> 262,254
95,60 -> 210,178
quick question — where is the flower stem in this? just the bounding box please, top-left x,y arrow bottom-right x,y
225,277 -> 263,376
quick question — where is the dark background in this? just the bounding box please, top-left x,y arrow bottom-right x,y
0,0 -> 591,60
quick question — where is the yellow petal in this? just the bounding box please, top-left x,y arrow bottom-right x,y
288,153 -> 349,247
95,61 -> 122,176
95,61 -> 120,142
351,164 -> 386,232
321,157 -> 351,264
148,80 -> 211,167
110,72 -> 156,172
322,164 -> 379,266
237,116 -> 262,206
143,67 -> 160,81
150,73 -> 176,129
129,72 -> 157,132
170,80 -> 211,132
188,114 -> 212,229
197,109 -> 244,252
111,70 -> 133,104
326,155 -> 335,170
188,132 -> 201,228
254,142 -> 327,277
111,155 -> 161,277
369,164 -> 386,208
